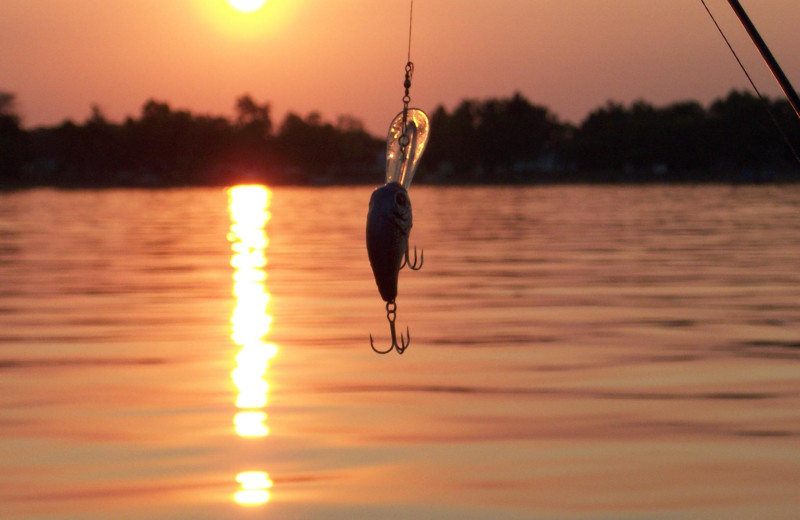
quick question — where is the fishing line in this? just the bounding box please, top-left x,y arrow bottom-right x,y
400,0 -> 416,164
407,0 -> 414,64
699,0 -> 800,166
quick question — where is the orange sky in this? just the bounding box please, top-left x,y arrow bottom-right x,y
1,0 -> 798,135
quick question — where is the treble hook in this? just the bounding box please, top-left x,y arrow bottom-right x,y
400,245 -> 424,271
369,301 -> 410,354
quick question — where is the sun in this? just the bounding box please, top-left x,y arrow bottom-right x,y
228,0 -> 267,13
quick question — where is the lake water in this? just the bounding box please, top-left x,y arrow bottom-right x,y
1,184 -> 799,520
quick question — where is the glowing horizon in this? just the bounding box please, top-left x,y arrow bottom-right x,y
2,1 -> 797,135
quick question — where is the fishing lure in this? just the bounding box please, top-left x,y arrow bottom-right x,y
366,1 -> 428,354
366,94 -> 429,354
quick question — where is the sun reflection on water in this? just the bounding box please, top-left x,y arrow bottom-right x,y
234,471 -> 273,505
228,185 -> 275,506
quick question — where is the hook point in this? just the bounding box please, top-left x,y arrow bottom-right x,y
369,306 -> 411,354
402,245 -> 424,271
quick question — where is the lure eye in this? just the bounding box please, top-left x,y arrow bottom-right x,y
394,192 -> 408,207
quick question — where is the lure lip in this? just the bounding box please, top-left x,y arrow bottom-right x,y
385,108 -> 430,189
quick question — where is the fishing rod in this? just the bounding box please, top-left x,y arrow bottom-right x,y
727,0 -> 800,121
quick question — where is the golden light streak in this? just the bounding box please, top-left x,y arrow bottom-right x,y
228,185 -> 275,505
234,471 -> 273,505
233,411 -> 269,437
228,186 -> 274,430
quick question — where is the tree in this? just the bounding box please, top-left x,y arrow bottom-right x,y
709,90 -> 784,169
475,92 -> 562,178
574,101 -> 632,171
0,92 -> 29,185
235,94 -> 271,138
421,100 -> 480,177
421,94 -> 567,180
659,101 -> 710,170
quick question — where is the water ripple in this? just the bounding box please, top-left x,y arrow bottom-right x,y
0,357 -> 166,370
313,383 -> 784,401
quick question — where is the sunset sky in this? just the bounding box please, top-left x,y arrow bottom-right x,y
1,0 -> 798,135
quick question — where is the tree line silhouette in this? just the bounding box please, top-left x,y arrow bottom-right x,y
1,89 -> 798,188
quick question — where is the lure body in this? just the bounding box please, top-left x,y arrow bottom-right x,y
366,182 -> 412,302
